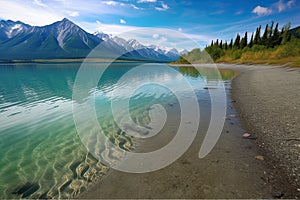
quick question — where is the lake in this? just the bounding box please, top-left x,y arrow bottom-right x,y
0,63 -> 237,198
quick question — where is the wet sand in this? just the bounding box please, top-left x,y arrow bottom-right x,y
80,64 -> 300,199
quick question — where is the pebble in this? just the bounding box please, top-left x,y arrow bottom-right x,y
255,155 -> 264,161
243,133 -> 251,138
274,191 -> 284,198
242,133 -> 257,140
228,114 -> 236,118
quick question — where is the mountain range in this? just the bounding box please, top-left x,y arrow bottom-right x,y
0,18 -> 186,61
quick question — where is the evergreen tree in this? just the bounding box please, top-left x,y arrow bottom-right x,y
219,40 -> 223,49
254,25 -> 261,45
269,21 -> 274,38
262,24 -> 269,46
286,22 -> 292,42
286,30 -> 292,42
240,32 -> 248,49
229,39 -> 233,49
281,22 -> 292,44
280,27 -> 284,37
211,40 -> 214,47
272,23 -> 280,47
224,41 -> 228,50
233,34 -> 240,48
249,33 -> 254,48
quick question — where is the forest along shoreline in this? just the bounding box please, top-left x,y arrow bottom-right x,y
219,64 -> 300,198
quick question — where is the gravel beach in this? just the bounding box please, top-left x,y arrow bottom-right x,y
226,64 -> 300,198
79,64 -> 300,199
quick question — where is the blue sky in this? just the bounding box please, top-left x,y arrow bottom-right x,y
0,0 -> 299,50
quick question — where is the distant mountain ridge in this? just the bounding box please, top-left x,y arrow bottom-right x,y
290,26 -> 300,39
0,18 -> 186,61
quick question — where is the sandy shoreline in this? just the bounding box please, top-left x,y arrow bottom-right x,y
79,64 -> 300,199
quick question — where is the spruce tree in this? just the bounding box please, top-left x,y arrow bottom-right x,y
272,23 -> 280,47
229,39 -> 233,49
262,24 -> 269,46
219,40 -> 223,49
269,21 -> 274,38
254,25 -> 261,45
249,33 -> 254,48
233,34 -> 240,49
240,32 -> 248,49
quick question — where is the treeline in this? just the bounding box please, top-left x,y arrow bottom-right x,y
176,22 -> 300,67
205,21 -> 292,61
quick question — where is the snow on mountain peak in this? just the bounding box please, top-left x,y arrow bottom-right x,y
8,24 -> 23,37
94,31 -> 111,41
0,18 -> 180,61
0,20 -> 30,39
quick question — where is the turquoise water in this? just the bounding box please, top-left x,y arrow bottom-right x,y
0,63 -> 237,198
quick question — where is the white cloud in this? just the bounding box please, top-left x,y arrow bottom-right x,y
92,20 -> 139,35
0,1 -> 63,25
160,36 -> 167,42
33,0 -> 47,7
152,33 -> 160,39
130,4 -> 141,9
102,1 -> 120,6
287,0 -> 296,7
67,11 -> 79,17
252,6 -> 272,16
0,0 -> 135,26
252,0 -> 295,16
102,1 -> 141,10
155,2 -> 169,11
137,0 -> 157,3
274,0 -> 296,12
120,19 -> 126,24
275,0 -> 286,12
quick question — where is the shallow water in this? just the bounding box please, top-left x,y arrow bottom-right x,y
0,63 -> 237,198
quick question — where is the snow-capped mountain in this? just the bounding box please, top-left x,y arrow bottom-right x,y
94,29 -> 182,61
179,49 -> 189,55
0,18 -> 179,61
0,18 -> 103,59
0,20 -> 30,42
